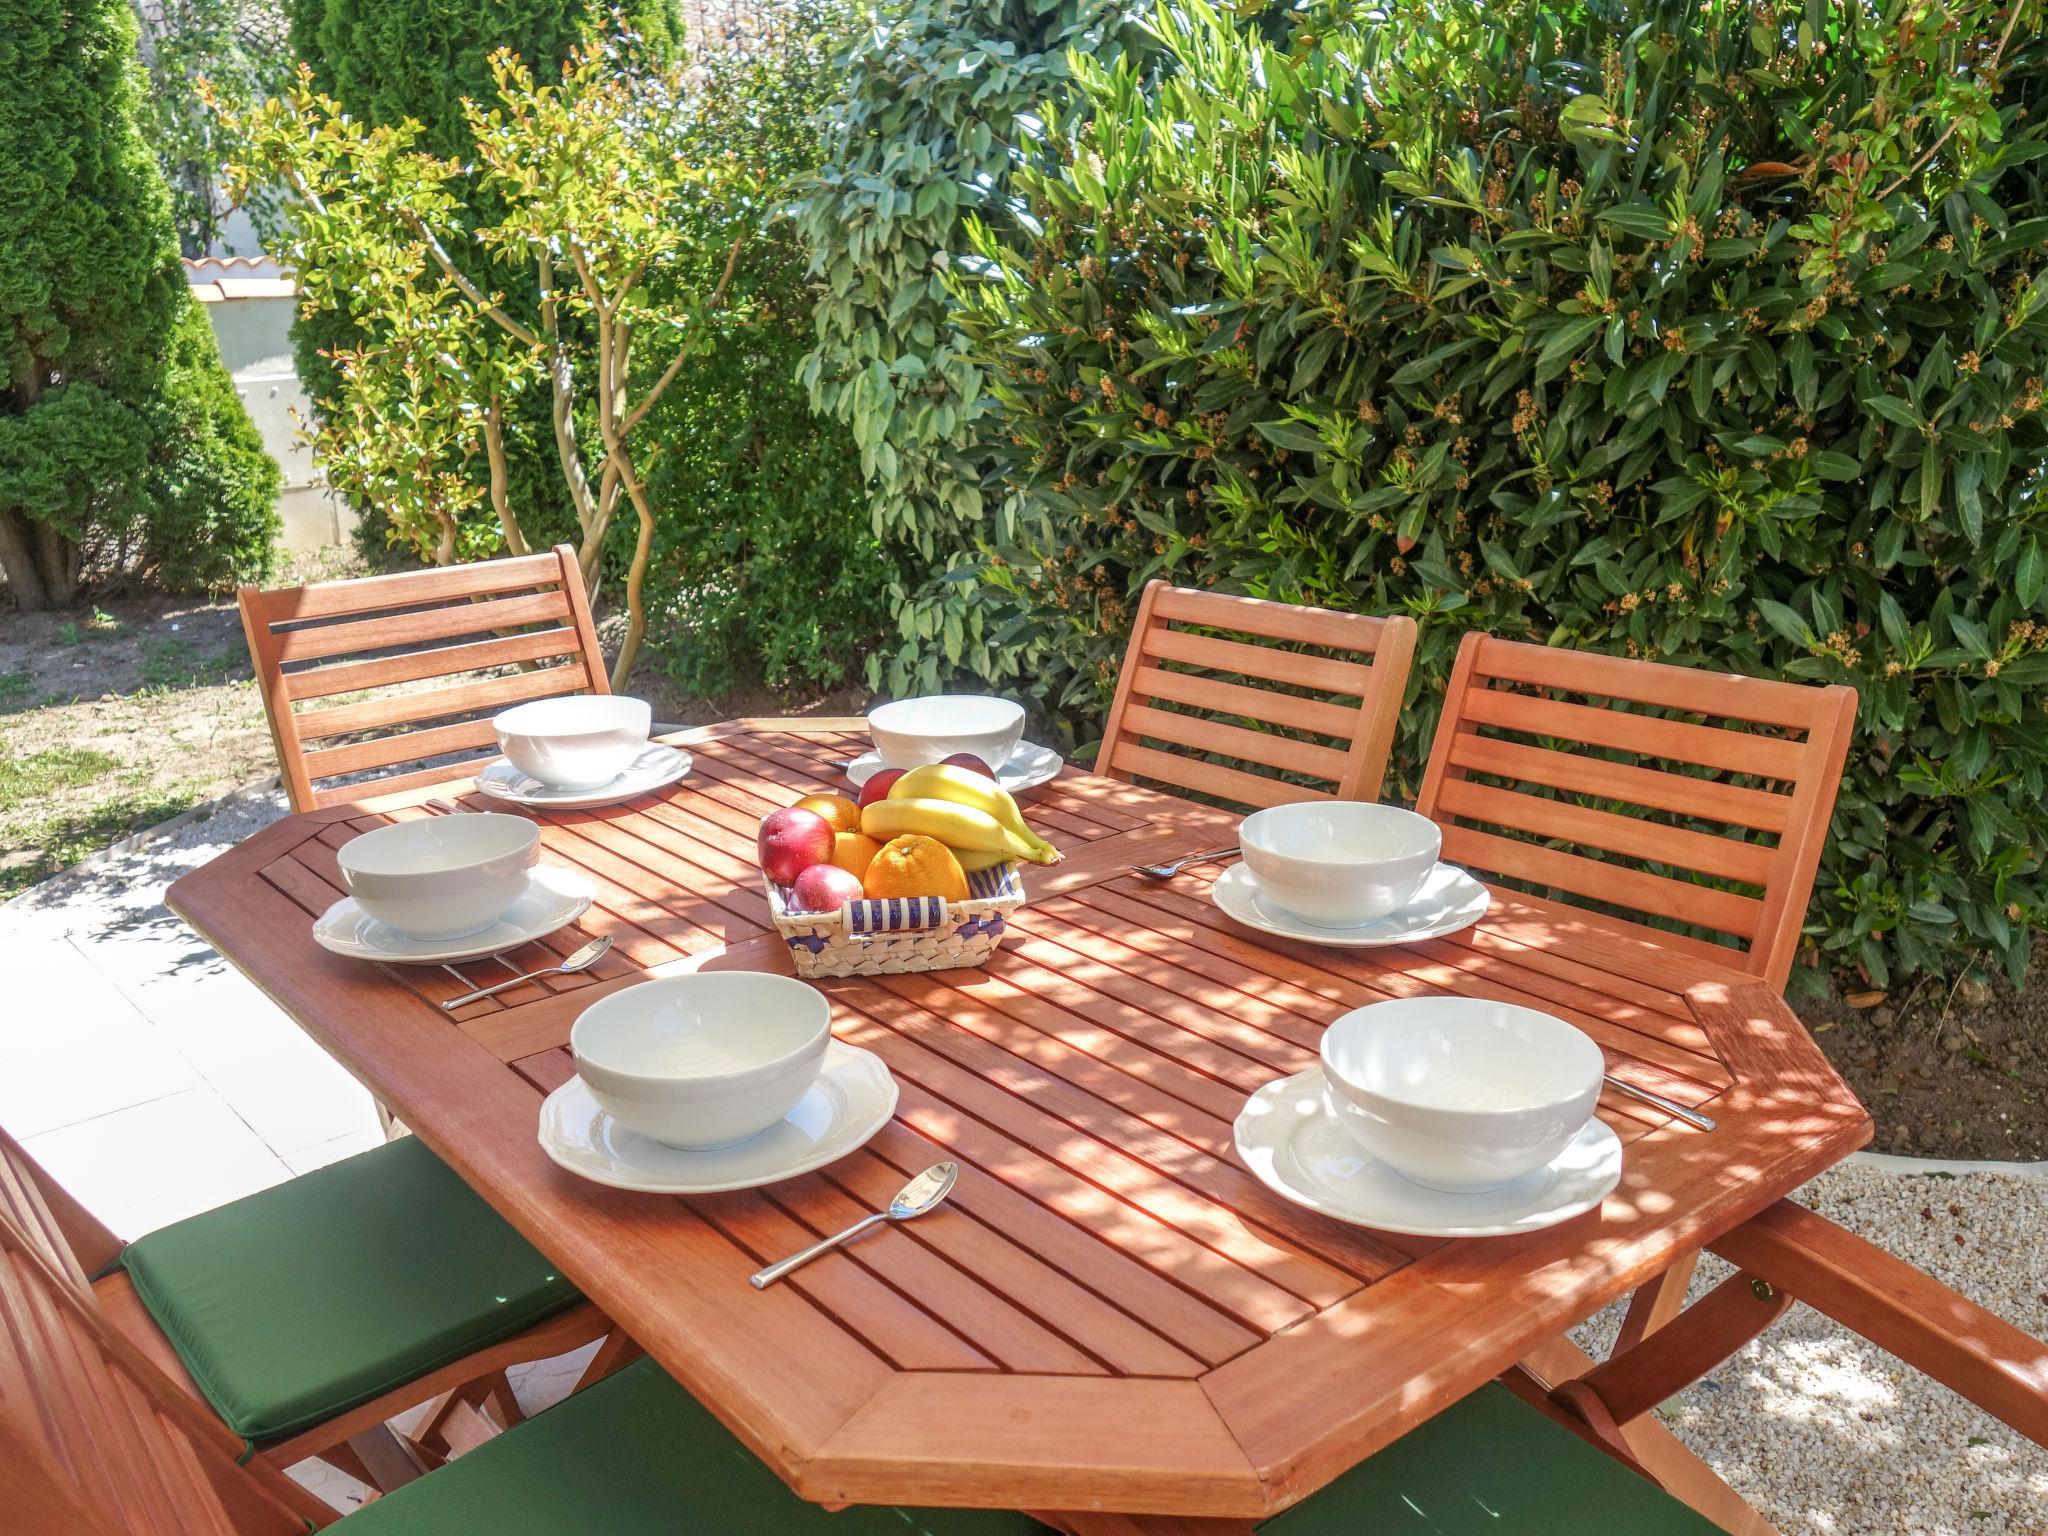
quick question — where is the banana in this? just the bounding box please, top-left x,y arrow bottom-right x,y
861,797 -> 1030,857
888,763 -> 1062,863
953,846 -> 1013,873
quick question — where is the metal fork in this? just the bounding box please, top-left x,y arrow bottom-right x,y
1130,846 -> 1239,880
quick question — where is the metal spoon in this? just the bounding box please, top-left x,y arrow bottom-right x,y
439,935 -> 613,1010
1604,1074 -> 1716,1132
749,1162 -> 958,1290
1131,846 -> 1239,880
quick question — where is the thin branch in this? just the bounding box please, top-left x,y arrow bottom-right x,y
1874,3 -> 2029,203
622,347 -> 688,436
398,210 -> 543,349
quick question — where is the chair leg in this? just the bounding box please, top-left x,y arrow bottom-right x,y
1559,1268 -> 1794,1429
572,1331 -> 644,1392
1615,1248 -> 1701,1354
341,1424 -> 432,1493
409,1371 -> 521,1462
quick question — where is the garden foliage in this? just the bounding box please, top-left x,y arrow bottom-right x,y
795,0 -> 1151,693
237,12 -> 882,695
0,0 -> 278,611
279,0 -> 681,548
947,0 -> 2048,988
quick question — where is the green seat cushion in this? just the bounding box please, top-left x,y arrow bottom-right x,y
343,1361 -> 1712,1536
118,1134 -> 579,1444
1257,1382 -> 1721,1534
341,1356 -> 1052,1536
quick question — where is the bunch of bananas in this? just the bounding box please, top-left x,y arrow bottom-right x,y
859,765 -> 1062,870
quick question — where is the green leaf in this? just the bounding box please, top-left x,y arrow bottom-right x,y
1598,205 -> 1673,240
1755,598 -> 1814,647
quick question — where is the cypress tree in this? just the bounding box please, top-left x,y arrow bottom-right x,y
0,0 -> 278,610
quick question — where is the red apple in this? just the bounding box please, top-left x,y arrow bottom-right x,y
790,863 -> 865,914
939,752 -> 995,778
758,807 -> 834,884
856,768 -> 906,807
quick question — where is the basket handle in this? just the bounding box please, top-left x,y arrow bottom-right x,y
837,894 -> 952,935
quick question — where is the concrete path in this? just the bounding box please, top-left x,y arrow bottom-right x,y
1,786 -> 382,1238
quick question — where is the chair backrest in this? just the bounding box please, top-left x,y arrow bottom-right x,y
1096,581 -> 1419,809
1414,633 -> 1857,988
240,544 -> 609,813
0,1132 -> 292,1536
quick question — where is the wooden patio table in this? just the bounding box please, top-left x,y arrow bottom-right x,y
167,717 -> 1871,1531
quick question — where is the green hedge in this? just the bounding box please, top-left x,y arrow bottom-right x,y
793,0 -> 1151,694
946,0 -> 2048,990
639,5 -> 889,698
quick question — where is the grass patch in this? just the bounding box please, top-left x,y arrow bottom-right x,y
55,608 -> 123,646
0,784 -> 208,900
0,746 -> 122,811
0,670 -> 32,714
136,635 -> 244,694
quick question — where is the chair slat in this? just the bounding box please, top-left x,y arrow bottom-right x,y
294,663 -> 587,742
255,548 -> 569,621
242,545 -> 611,813
1418,632 -> 1857,987
1433,779 -> 1776,887
1446,733 -> 1792,835
302,716 -> 502,780
1115,702 -> 1354,784
283,627 -> 588,702
1142,625 -> 1378,696
308,757 -> 508,811
271,587 -> 571,665
1459,687 -> 1807,780
1097,581 -> 1417,810
1110,742 -> 1333,810
1468,634 -> 1827,730
1149,584 -> 1395,650
1440,825 -> 1766,938
1127,665 -> 1364,740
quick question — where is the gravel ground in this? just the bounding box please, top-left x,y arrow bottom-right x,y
1573,1163 -> 2048,1535
11,800 -> 2047,1535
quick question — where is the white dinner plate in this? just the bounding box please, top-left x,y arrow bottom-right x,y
843,741 -> 1064,795
1211,860 -> 1489,946
1235,1067 -> 1623,1237
538,1041 -> 898,1194
474,743 -> 693,809
312,865 -> 595,964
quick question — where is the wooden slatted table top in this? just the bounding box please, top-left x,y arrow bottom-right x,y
167,718 -> 1871,1523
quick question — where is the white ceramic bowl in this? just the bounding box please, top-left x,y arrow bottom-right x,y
571,972 -> 831,1150
1238,801 -> 1441,927
495,695 -> 653,790
867,694 -> 1026,770
1319,998 -> 1604,1192
336,813 -> 539,940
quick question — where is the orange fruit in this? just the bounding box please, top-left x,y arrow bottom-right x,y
862,834 -> 969,903
830,831 -> 883,880
793,793 -> 862,834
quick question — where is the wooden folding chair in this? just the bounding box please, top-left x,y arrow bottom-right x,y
1415,632 -> 1857,991
1097,581 -> 1419,808
240,545 -> 609,814
1416,631 -> 1858,1353
0,1125 -> 610,1508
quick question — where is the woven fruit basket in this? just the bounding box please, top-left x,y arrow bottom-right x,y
765,861 -> 1026,979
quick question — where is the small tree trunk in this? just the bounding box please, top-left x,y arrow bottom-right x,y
483,399 -> 530,556
608,448 -> 657,693
33,521 -> 80,607
0,507 -> 52,611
